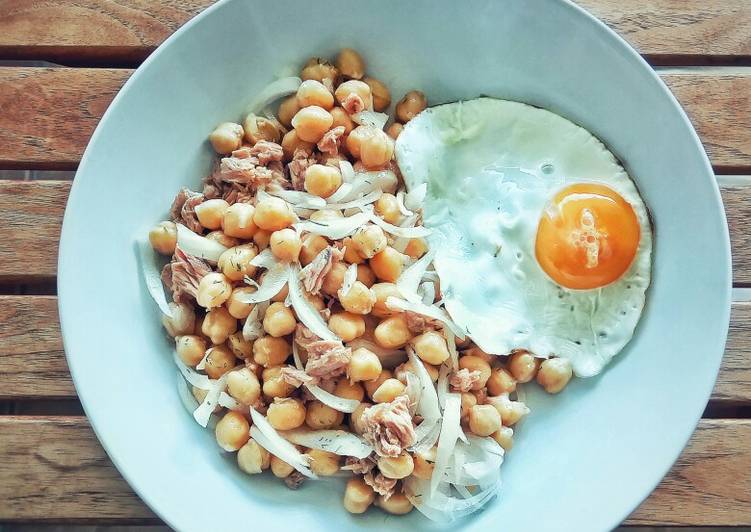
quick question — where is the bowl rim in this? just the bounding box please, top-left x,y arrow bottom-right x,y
57,0 -> 732,529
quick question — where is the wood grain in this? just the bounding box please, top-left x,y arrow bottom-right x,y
1,295 -> 749,403
0,416 -> 746,524
1,68 -> 749,170
0,1 -> 750,64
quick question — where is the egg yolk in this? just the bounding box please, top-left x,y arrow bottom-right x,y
535,183 -> 640,290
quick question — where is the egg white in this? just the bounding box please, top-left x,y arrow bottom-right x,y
395,98 -> 653,377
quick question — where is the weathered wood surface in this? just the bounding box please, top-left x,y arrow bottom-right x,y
0,416 -> 747,525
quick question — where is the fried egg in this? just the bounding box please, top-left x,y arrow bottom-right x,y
395,98 -> 652,377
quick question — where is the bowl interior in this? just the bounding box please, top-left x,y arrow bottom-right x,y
59,0 -> 730,530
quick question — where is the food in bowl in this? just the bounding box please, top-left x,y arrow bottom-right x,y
142,47 -> 651,522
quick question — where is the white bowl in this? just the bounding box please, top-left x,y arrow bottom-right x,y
58,0 -> 731,530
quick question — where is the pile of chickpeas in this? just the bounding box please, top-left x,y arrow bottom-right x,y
148,47 -> 574,518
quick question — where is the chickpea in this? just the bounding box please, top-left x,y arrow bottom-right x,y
193,313 -> 205,337
175,335 -> 207,366
253,335 -> 291,367
203,344 -> 236,378
226,331 -> 253,359
305,400 -> 344,429
403,238 -> 428,259
226,287 -> 256,320
395,91 -> 427,123
195,273 -> 231,309
339,281 -> 376,315
270,228 -> 302,262
362,77 -> 391,112
253,229 -> 271,250
374,194 -> 400,224
281,129 -> 314,160
301,58 -> 339,89
351,225 -> 387,259
267,397 -> 306,430
263,302 -> 297,337
243,113 -> 282,145
371,283 -> 400,318
253,196 -> 295,231
386,122 -> 403,140
412,447 -> 436,480
491,426 -> 514,452
162,302 -> 196,338
360,128 -> 394,169
309,208 -> 344,222
237,439 -> 270,474
299,234 -> 329,266
347,347 -> 382,383
277,95 -> 301,128
468,404 -> 502,437
195,199 -> 229,230
215,411 -> 250,451
322,261 -> 347,296
262,366 -> 294,398
362,369 -> 392,399
304,164 -> 342,198
303,289 -> 325,311
377,492 -> 413,515
297,79 -> 334,110
487,367 -> 517,396
371,378 -> 406,403
374,315 -> 411,349
218,244 -> 258,282
328,312 -> 365,342
149,221 -> 177,254
356,264 -> 376,288
369,247 -> 403,282
343,477 -> 375,514
334,379 -> 365,402
271,454 -> 295,478
349,402 -> 372,435
462,345 -> 493,363
222,203 -> 257,239
201,306 -> 237,345
209,122 -> 243,154
411,331 -> 450,365
537,358 -> 573,394
460,392 -> 478,419
226,367 -> 261,405
330,107 -> 355,135
335,80 -> 372,110
206,230 -> 240,248
342,237 -> 365,264
345,125 -> 372,160
377,452 -> 414,479
458,355 -> 492,390
308,449 -> 340,476
291,106 -> 334,143
487,394 -> 530,426
336,48 -> 365,80
509,350 -> 541,383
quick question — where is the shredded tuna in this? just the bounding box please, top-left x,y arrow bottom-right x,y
248,140 -> 284,165
298,246 -> 345,295
405,310 -> 442,334
364,471 -> 398,500
287,148 -> 317,191
342,455 -> 376,475
360,395 -> 416,457
342,93 -> 366,114
160,246 -> 211,304
169,188 -> 205,233
449,368 -> 483,393
284,471 -> 306,490
294,325 -> 351,380
280,365 -> 317,387
317,126 -> 345,156
203,142 -> 287,200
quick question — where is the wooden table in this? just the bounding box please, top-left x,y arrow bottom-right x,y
0,1 -> 750,529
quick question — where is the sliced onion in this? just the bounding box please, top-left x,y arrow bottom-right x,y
288,266 -> 339,341
395,190 -> 414,217
196,349 -> 211,371
347,339 -> 407,369
404,371 -> 422,415
387,296 -> 466,339
250,407 -> 317,478
410,418 -> 442,454
405,183 -> 427,211
175,223 -> 227,262
333,170 -> 398,204
306,384 -> 360,413
248,76 -> 302,114
235,264 -> 288,304
449,436 -> 504,486
339,161 -> 355,183
392,215 -> 420,252
352,110 -> 389,130
396,248 -> 436,303
193,373 -> 228,427
242,305 -> 264,341
408,349 -> 440,421
138,240 -> 173,317
281,429 -> 373,458
173,351 -> 211,390
443,328 -> 459,370
365,208 -> 431,238
249,248 -> 278,269
176,371 -> 199,414
430,393 -> 462,495
340,263 -> 358,297
325,189 -> 382,211
293,211 -> 370,240
266,187 -> 326,209
326,182 -> 353,203
217,392 -> 242,411
405,476 -> 501,523
436,363 -> 450,409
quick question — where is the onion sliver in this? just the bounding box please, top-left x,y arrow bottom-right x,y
325,189 -> 383,211
138,240 -> 173,317
281,429 -> 373,458
176,223 -> 227,262
236,264 -> 289,304
386,296 -> 466,339
396,248 -> 436,303
340,263 -> 358,297
250,408 -> 317,478
364,207 -> 431,238
430,393 -> 462,495
249,248 -> 279,269
294,212 -> 370,240
306,384 -> 360,413
248,76 -> 302,114
408,349 -> 441,421
288,266 -> 339,341
266,187 -> 326,209
352,110 -> 389,130
242,305 -> 264,341
193,373 -> 228,427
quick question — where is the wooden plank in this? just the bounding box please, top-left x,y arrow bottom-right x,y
1,295 -> 749,403
722,187 -> 751,286
0,1 -> 750,64
0,416 -> 747,524
1,68 -> 749,170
